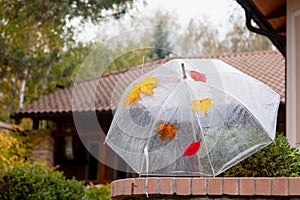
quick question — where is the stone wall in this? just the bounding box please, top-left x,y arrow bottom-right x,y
32,135 -> 54,166
111,177 -> 300,199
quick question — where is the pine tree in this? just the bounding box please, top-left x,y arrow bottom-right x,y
149,20 -> 173,60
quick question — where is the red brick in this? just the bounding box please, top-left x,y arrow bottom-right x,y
159,177 -> 173,195
208,177 -> 223,195
223,178 -> 238,195
272,178 -> 288,196
145,177 -> 157,194
290,177 -> 300,195
192,177 -> 207,195
256,178 -> 272,195
176,178 -> 191,195
110,181 -> 116,197
123,178 -> 133,195
113,179 -> 123,196
133,178 -> 144,195
240,177 -> 255,196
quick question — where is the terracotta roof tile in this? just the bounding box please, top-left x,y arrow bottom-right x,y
16,51 -> 285,115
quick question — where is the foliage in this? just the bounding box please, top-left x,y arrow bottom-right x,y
0,124 -> 50,167
105,48 -> 153,72
0,2 -> 275,120
0,162 -> 85,200
84,184 -> 111,200
0,130 -> 27,168
97,10 -> 180,73
96,8 -> 272,74
221,9 -> 273,53
149,19 -> 173,59
0,0 -> 135,120
223,135 -> 300,177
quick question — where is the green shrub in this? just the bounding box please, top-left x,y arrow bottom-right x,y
223,135 -> 300,177
0,162 -> 85,200
84,184 -> 111,200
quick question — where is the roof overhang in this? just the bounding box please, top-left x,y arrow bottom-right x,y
236,0 -> 286,57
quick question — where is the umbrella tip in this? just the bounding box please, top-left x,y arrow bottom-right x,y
181,63 -> 187,79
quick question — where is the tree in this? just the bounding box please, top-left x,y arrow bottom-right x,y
176,18 -> 222,55
93,10 -> 180,72
92,7 -> 272,73
149,19 -> 173,60
221,19 -> 273,53
219,3 -> 273,53
177,15 -> 273,56
0,0 -> 135,121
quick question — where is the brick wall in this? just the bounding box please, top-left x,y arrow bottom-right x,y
32,135 -> 54,166
111,177 -> 300,199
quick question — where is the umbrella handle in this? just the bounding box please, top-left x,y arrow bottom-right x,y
181,63 -> 187,79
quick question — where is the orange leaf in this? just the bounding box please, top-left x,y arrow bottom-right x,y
155,122 -> 178,142
183,141 -> 201,156
123,76 -> 159,106
191,98 -> 214,114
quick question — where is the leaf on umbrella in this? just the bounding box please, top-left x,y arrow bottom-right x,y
189,70 -> 206,82
140,76 -> 159,95
123,83 -> 141,106
191,98 -> 214,114
183,141 -> 201,156
155,121 -> 179,142
123,76 -> 159,106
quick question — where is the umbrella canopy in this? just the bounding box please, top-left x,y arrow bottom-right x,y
105,59 -> 280,176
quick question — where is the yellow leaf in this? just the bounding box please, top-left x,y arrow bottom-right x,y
140,76 -> 159,95
123,76 -> 159,106
123,83 -> 141,106
191,98 -> 214,114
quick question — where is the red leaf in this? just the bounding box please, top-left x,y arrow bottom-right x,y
183,141 -> 201,157
189,70 -> 206,82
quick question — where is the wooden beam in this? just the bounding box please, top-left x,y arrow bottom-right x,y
265,3 -> 286,19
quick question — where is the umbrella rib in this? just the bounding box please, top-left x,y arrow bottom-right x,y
139,81 -> 185,175
184,80 -> 216,177
203,83 -> 273,139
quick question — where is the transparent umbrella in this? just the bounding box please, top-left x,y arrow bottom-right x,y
105,59 -> 280,176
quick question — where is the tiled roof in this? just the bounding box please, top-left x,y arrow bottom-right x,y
16,51 -> 285,116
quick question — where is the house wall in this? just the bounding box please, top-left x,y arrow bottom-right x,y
31,113 -> 135,183
287,0 -> 300,148
32,135 -> 54,166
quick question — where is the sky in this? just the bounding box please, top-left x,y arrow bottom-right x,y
140,0 -> 233,25
75,0 -> 240,42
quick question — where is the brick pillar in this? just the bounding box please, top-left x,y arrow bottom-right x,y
32,135 -> 54,166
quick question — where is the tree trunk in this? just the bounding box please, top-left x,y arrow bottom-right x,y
18,67 -> 29,110
6,73 -> 19,121
39,64 -> 53,98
